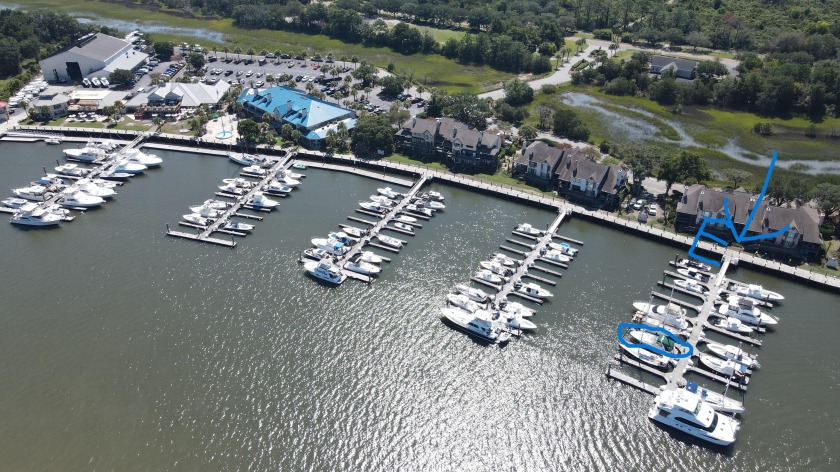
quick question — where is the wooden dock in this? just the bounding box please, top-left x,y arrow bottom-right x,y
347,216 -> 377,226
498,245 -> 528,257
605,364 -> 662,396
298,160 -> 414,187
537,257 -> 569,269
553,234 -> 584,245
523,272 -> 557,285
505,238 -> 534,249
529,264 -> 564,278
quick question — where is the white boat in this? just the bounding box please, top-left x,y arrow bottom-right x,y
359,201 -> 386,213
404,204 -> 434,217
340,226 -> 365,238
479,260 -> 513,277
241,165 -> 268,176
63,145 -> 106,162
733,284 -> 784,302
698,353 -> 750,383
218,183 -> 246,195
682,381 -> 745,415
394,214 -> 416,224
264,180 -> 293,194
632,311 -> 690,336
496,310 -> 537,331
222,178 -> 255,189
44,137 -> 62,145
99,170 -> 132,180
633,302 -> 687,318
86,178 -> 119,188
328,231 -> 358,246
703,340 -> 761,369
677,268 -> 709,281
304,259 -> 346,285
677,258 -> 712,272
440,307 -> 509,344
282,169 -> 305,180
188,205 -> 224,219
311,237 -> 349,256
2,197 -> 30,208
548,241 -> 578,256
392,222 -> 414,233
246,192 -> 279,209
223,220 -> 254,232
474,269 -> 503,285
675,278 -> 708,296
292,163 -> 308,170
69,182 -> 116,199
199,199 -> 230,210
304,248 -> 332,261
61,191 -> 104,208
12,185 -> 49,201
112,159 -> 146,175
55,163 -> 90,177
376,234 -> 403,249
274,174 -> 301,187
709,316 -> 754,335
10,207 -> 62,227
35,174 -> 67,188
620,343 -> 671,369
359,251 -> 383,265
121,148 -> 162,167
369,195 -> 396,207
648,389 -> 739,446
419,199 -> 445,210
499,300 -> 536,318
542,249 -> 571,263
627,329 -> 686,355
345,256 -> 381,276
717,297 -> 778,326
427,190 -> 444,201
515,223 -> 542,236
377,187 -> 401,199
490,253 -> 516,267
517,282 -> 552,299
183,213 -> 210,226
447,293 -> 482,313
455,283 -> 489,303
229,152 -> 266,166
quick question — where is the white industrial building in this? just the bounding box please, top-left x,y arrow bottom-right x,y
40,33 -> 148,84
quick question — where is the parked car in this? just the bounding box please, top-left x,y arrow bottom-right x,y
632,199 -> 645,210
648,203 -> 658,216
245,70 -> 253,77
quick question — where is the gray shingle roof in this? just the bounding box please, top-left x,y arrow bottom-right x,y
514,141 -> 564,167
650,55 -> 698,72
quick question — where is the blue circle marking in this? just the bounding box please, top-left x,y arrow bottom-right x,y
617,323 -> 694,359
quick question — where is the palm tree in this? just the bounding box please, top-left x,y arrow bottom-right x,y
152,116 -> 163,131
286,80 -> 296,88
364,86 -> 371,100
340,55 -> 348,68
343,75 -> 352,90
416,84 -> 425,100
273,49 -> 282,62
223,46 -> 229,60
260,49 -> 268,59
246,47 -> 255,62
351,55 -> 359,69
234,46 -> 242,60
351,84 -> 360,101
305,81 -> 315,94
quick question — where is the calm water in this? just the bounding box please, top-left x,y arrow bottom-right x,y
0,141 -> 838,470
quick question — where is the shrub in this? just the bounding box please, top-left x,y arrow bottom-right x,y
593,29 -> 614,40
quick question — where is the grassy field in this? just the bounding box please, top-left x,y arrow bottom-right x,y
17,0 -> 511,93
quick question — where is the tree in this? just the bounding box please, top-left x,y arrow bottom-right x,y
110,100 -> 124,121
442,92 -> 492,130
722,168 -> 752,188
503,78 -> 534,106
813,183 -> 840,220
658,151 -> 710,196
380,75 -> 404,97
351,114 -> 394,158
622,145 -> 663,195
0,38 -> 21,78
187,53 -> 206,73
152,41 -> 175,60
518,124 -> 537,141
536,106 -> 553,130
387,101 -> 410,128
552,109 -> 589,141
234,46 -> 242,60
109,69 -> 135,85
685,31 -> 711,51
237,118 -> 261,147
280,123 -> 294,141
246,47 -> 255,61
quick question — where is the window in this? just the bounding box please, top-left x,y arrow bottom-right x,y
782,229 -> 797,248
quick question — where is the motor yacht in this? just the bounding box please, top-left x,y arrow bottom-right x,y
311,237 -> 349,256
99,170 -> 132,180
35,175 -> 67,189
241,165 -> 268,176
403,204 -> 434,217
440,307 -> 509,344
183,213 -> 211,226
547,241 -> 578,256
633,302 -> 687,318
709,316 -> 754,335
63,144 -> 106,162
246,192 -> 279,209
733,284 -> 784,302
499,300 -> 536,318
10,207 -> 62,227
218,183 -> 246,195
274,173 -> 301,187
304,259 -> 346,285
515,223 -> 542,236
682,381 -> 745,415
495,310 -> 537,331
418,199 -> 445,210
677,268 -> 709,282
648,389 -> 739,446
676,258 -> 712,273
264,180 -> 293,195
516,282 -> 552,299
377,187 -> 401,199
619,343 -> 672,369
72,181 -> 116,199
328,231 -> 358,246
223,220 -> 254,232
222,178 -> 255,189
304,248 -> 332,261
394,214 -> 417,224
229,152 -> 267,167
344,256 -> 381,276
55,163 -> 90,177
121,148 -> 162,167
479,260 -> 513,277
188,204 -> 224,219
359,251 -> 383,265
698,354 -> 750,384
340,226 -> 365,239
112,159 -> 146,175
199,199 -> 231,210
359,201 -> 387,213
393,222 -> 414,233
674,278 -> 708,296
490,253 -> 517,267
12,185 -> 49,201
2,197 -> 30,208
427,190 -> 444,201
61,191 -> 105,208
45,137 -> 62,145
455,283 -> 489,303
376,234 -> 403,249
631,312 -> 689,336
277,169 -> 304,180
474,269 -> 504,285
627,329 -> 686,355
369,195 -> 396,207
717,297 -> 778,326
542,249 -> 571,263
446,293 -> 482,313
702,340 -> 761,369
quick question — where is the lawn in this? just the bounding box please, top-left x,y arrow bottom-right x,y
18,0 -> 512,93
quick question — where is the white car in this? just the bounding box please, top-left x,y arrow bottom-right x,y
648,203 -> 658,216
632,199 -> 645,210
245,70 -> 253,77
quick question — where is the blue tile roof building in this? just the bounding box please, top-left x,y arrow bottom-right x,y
237,86 -> 356,149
